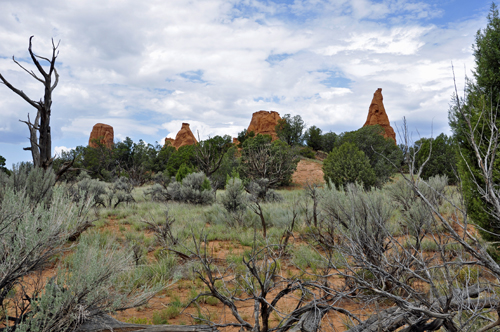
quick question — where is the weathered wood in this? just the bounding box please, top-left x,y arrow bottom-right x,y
0,36 -> 59,170
76,314 -> 217,332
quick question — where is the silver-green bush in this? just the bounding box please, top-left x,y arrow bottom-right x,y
167,172 -> 215,205
220,177 -> 247,212
0,167 -> 162,331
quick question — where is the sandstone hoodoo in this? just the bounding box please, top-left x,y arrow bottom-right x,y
165,123 -> 198,149
247,110 -> 281,140
363,88 -> 396,143
89,123 -> 114,148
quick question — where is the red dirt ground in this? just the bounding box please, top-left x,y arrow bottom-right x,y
291,159 -> 324,187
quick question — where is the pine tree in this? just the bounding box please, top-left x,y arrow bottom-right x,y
450,3 -> 500,242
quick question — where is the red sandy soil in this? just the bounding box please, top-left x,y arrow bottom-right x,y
291,159 -> 324,187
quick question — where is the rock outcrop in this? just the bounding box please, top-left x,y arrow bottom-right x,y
165,123 -> 198,149
89,123 -> 114,148
363,88 -> 396,143
164,138 -> 175,146
247,110 -> 281,140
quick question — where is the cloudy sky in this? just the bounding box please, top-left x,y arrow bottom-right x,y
0,0 -> 493,166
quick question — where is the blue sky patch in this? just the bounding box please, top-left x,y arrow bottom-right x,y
317,70 -> 353,88
427,0 -> 492,26
179,70 -> 206,83
265,53 -> 292,65
254,95 -> 282,104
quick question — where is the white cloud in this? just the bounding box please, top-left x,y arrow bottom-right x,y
0,0 -> 491,164
54,146 -> 73,157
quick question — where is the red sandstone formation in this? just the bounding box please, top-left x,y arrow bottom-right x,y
247,110 -> 281,140
363,88 -> 396,143
164,138 -> 175,146
89,123 -> 114,148
165,123 -> 198,149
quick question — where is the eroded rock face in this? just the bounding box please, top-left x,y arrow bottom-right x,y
363,88 -> 396,143
89,123 -> 114,148
165,123 -> 198,149
247,110 -> 281,140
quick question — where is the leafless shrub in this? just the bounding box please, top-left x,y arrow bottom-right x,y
186,232 -> 345,332
141,210 -> 178,247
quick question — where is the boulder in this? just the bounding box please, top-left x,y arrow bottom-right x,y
165,123 -> 198,149
247,110 -> 281,140
363,88 -> 396,143
89,123 -> 114,148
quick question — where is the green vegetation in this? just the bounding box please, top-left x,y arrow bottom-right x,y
449,3 -> 500,242
414,133 -> 458,184
303,125 -> 323,151
2,8 -> 500,331
323,142 -> 376,189
275,114 -> 305,146
336,125 -> 403,186
239,134 -> 299,187
0,155 -> 8,174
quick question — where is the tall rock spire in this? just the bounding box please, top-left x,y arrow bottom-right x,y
363,88 -> 396,143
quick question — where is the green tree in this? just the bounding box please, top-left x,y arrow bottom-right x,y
193,135 -> 232,177
275,114 -> 305,146
236,129 -> 255,148
175,163 -> 194,182
239,134 -> 299,187
165,145 -> 195,176
337,125 -> 402,186
321,132 -> 338,153
449,3 -> 500,242
210,146 -> 239,189
414,133 -> 458,184
303,125 -> 323,151
323,142 -> 376,189
0,155 -> 8,174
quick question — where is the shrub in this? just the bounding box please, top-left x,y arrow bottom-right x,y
0,162 -> 55,206
144,183 -> 170,202
221,177 -> 248,212
298,146 -> 316,159
323,142 -> 376,189
168,172 -> 215,205
247,178 -> 283,202
109,177 -> 135,208
0,167 -> 161,331
239,135 -> 299,187
70,172 -> 108,207
175,163 -> 194,182
337,125 -> 402,186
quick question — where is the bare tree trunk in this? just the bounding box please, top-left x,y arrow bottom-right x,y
0,36 -> 60,170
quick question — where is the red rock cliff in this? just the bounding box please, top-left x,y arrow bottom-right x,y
164,123 -> 198,149
363,88 -> 396,143
89,123 -> 114,148
247,110 -> 281,140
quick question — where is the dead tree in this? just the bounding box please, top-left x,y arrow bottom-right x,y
0,36 -> 59,170
183,232 -> 347,332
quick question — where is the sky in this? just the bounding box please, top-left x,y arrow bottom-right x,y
0,0 -> 494,167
